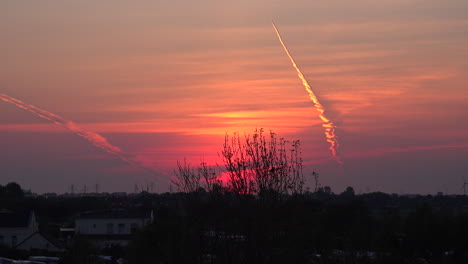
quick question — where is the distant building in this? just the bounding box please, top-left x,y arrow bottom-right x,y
42,193 -> 58,198
0,209 -> 38,248
75,209 -> 154,247
23,189 -> 38,198
0,209 -> 62,252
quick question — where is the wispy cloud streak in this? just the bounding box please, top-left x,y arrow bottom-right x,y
272,21 -> 343,166
0,92 -> 166,182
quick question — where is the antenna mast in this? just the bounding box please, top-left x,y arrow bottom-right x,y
463,177 -> 468,196
69,184 -> 75,194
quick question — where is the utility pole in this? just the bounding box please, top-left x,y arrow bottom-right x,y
463,177 -> 468,196
69,184 -> 75,194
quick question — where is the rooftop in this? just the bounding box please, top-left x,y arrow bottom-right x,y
76,209 -> 152,220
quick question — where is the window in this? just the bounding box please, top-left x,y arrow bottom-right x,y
118,223 -> 125,234
130,223 -> 138,234
106,223 -> 114,234
93,224 -> 96,229
12,236 -> 17,246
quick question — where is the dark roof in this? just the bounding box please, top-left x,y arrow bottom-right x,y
79,234 -> 134,240
14,231 -> 64,249
0,210 -> 32,228
76,209 -> 152,220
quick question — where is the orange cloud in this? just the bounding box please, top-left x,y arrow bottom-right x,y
347,143 -> 468,159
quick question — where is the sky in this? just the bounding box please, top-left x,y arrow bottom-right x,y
2,0 -> 468,194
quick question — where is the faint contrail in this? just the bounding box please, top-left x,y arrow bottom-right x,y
0,92 -> 167,181
272,21 -> 343,165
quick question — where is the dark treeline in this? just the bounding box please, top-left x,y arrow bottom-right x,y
0,182 -> 24,199
127,190 -> 468,264
2,183 -> 467,264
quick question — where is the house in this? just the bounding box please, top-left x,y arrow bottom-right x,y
75,208 -> 154,247
0,209 -> 38,248
15,232 -> 64,252
0,209 -> 63,252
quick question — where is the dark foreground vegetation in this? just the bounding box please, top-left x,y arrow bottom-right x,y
128,190 -> 468,264
1,184 -> 468,264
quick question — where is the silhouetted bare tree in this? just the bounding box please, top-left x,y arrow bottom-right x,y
172,159 -> 221,193
173,129 -> 305,197
220,128 -> 305,196
172,158 -> 201,193
199,161 -> 223,194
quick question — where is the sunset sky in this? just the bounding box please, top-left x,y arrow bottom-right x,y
2,0 -> 468,194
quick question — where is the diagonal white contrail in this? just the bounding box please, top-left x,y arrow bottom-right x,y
0,92 -> 167,181
272,21 -> 343,165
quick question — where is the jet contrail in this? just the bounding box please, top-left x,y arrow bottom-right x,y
272,21 -> 343,165
0,92 -> 167,181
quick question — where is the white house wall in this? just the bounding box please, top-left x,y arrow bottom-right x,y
75,218 -> 150,235
0,213 -> 38,248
